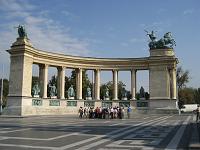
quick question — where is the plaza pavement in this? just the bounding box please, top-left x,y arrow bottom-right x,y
0,113 -> 199,150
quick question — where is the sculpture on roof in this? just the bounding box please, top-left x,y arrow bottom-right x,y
16,25 -> 27,38
145,30 -> 176,49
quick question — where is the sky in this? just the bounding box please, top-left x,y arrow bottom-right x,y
0,0 -> 200,92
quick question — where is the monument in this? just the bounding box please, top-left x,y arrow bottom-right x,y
32,82 -> 40,98
68,85 -> 75,100
86,87 -> 92,100
122,87 -> 127,100
2,26 -> 178,116
49,84 -> 57,98
104,87 -> 110,100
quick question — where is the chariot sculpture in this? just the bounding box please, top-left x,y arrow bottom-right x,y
145,30 -> 176,49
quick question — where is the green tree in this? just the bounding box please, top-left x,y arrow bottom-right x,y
67,69 -> 91,99
176,66 -> 190,106
178,87 -> 195,104
194,88 -> 200,104
100,81 -> 127,100
177,66 -> 189,90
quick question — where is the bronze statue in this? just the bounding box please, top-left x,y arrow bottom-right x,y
16,25 -> 27,38
145,30 -> 176,49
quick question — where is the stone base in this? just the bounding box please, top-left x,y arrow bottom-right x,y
104,98 -> 110,100
50,96 -> 57,99
86,97 -> 92,100
2,97 -> 177,116
149,99 -> 176,109
33,95 -> 39,98
68,97 -> 74,100
122,97 -> 128,100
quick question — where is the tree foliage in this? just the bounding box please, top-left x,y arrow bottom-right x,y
176,66 -> 190,105
194,88 -> 200,104
178,88 -> 195,104
177,66 -> 189,90
47,70 -> 92,99
100,81 -> 128,100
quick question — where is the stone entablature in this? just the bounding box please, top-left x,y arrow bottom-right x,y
7,38 -> 177,71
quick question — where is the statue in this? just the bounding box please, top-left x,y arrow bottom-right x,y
139,86 -> 145,98
122,88 -> 127,98
86,87 -> 92,97
32,82 -> 40,97
68,85 -> 75,98
16,25 -> 27,38
145,30 -> 176,49
49,84 -> 57,98
145,30 -> 157,42
105,87 -> 109,98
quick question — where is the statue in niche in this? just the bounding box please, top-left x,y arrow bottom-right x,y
68,85 -> 75,98
32,82 -> 40,97
16,25 -> 27,38
122,87 -> 127,98
49,84 -> 57,98
86,87 -> 92,97
105,87 -> 109,98
139,86 -> 145,98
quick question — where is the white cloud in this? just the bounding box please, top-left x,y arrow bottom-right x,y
183,9 -> 194,15
120,42 -> 129,47
0,0 -> 91,56
0,0 -> 93,78
129,38 -> 145,43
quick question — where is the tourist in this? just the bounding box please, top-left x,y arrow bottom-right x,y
78,107 -> 83,118
89,107 -> 94,119
121,107 -> 125,119
196,105 -> 199,122
110,107 -> 114,119
83,108 -> 87,118
127,106 -> 131,119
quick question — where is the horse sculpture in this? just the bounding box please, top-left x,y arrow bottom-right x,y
146,30 -> 176,49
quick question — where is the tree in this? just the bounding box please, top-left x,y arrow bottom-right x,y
67,69 -> 91,99
177,66 -> 189,90
176,66 -> 190,106
194,88 -> 200,104
100,81 -> 127,100
178,88 -> 195,104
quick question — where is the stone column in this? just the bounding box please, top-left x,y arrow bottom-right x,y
94,69 -> 100,100
39,64 -> 48,98
113,70 -> 118,100
171,68 -> 177,99
57,66 -> 65,99
131,69 -> 136,100
76,68 -> 82,100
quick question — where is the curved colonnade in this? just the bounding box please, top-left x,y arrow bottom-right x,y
4,37 -> 178,116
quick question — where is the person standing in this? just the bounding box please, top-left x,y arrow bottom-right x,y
196,106 -> 199,122
79,107 -> 83,118
127,106 -> 131,119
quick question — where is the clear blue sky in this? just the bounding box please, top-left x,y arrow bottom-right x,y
0,0 -> 200,91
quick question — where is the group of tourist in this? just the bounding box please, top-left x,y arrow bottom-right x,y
78,106 -> 132,119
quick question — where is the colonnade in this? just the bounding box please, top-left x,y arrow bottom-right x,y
5,37 -> 179,116
37,64 -> 139,100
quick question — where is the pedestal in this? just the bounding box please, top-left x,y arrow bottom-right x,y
86,97 -> 92,100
